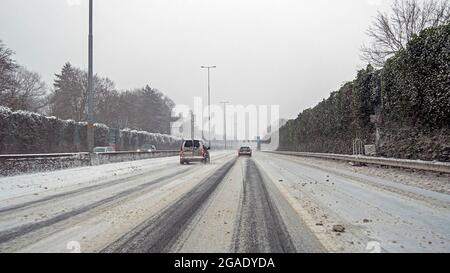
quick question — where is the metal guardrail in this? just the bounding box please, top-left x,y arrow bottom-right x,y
266,151 -> 450,174
0,151 -> 179,158
0,153 -> 90,159
0,151 -> 179,176
90,150 -> 179,165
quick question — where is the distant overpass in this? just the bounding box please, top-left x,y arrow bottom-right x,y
207,137 -> 272,151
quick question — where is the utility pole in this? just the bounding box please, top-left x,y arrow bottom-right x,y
87,0 -> 95,152
190,110 -> 195,141
201,66 -> 216,148
221,101 -> 229,150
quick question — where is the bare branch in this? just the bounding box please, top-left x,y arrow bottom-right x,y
361,0 -> 450,67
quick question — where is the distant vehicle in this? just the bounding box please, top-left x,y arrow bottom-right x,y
180,140 -> 210,164
238,146 -> 252,157
93,146 -> 115,153
137,144 -> 157,152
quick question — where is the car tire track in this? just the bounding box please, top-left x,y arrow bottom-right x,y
233,158 -> 296,253
0,166 -> 179,214
102,158 -> 237,253
0,168 -> 190,247
0,153 -> 232,215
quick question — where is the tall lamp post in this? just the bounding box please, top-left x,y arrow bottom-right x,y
221,101 -> 229,150
87,0 -> 95,152
201,66 -> 216,148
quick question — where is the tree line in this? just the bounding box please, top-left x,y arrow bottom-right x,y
361,0 -> 450,67
0,41 -> 48,113
50,62 -> 175,134
0,44 -> 175,135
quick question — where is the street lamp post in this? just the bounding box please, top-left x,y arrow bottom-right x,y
221,101 -> 229,150
201,66 -> 216,148
87,0 -> 95,152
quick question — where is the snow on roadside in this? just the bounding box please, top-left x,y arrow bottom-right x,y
283,155 -> 450,195
0,156 -> 177,203
258,153 -> 450,252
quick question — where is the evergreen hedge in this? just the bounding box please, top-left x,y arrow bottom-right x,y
0,106 -> 181,154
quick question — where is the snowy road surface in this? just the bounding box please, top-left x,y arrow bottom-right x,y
0,151 -> 448,253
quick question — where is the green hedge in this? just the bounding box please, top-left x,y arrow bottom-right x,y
0,106 -> 181,154
382,24 -> 450,128
279,24 -> 450,161
279,66 -> 381,154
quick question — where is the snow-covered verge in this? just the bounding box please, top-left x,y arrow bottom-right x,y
278,154 -> 450,196
269,151 -> 450,174
0,151 -> 179,177
0,106 -> 181,154
255,153 -> 450,253
0,155 -> 180,207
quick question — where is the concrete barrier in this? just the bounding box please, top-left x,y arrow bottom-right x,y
0,151 -> 179,177
92,151 -> 179,165
266,151 -> 450,174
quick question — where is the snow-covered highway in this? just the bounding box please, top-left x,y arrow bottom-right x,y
0,151 -> 448,253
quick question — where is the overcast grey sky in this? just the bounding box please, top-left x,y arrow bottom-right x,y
0,0 -> 392,119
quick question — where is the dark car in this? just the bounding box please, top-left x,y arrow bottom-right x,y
238,146 -> 252,157
137,144 -> 156,152
93,146 -> 115,153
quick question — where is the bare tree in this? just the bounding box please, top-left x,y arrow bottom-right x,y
12,66 -> 48,112
361,0 -> 450,66
0,40 -> 17,99
1,41 -> 48,112
1,64 -> 48,112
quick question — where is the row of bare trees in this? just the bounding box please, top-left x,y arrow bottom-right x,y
362,0 -> 450,66
48,62 -> 175,134
0,41 -> 48,112
0,42 -> 175,134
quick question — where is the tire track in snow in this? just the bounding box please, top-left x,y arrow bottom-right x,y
102,158 -> 237,253
0,166 -> 177,214
233,158 -> 296,253
0,168 -> 190,246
